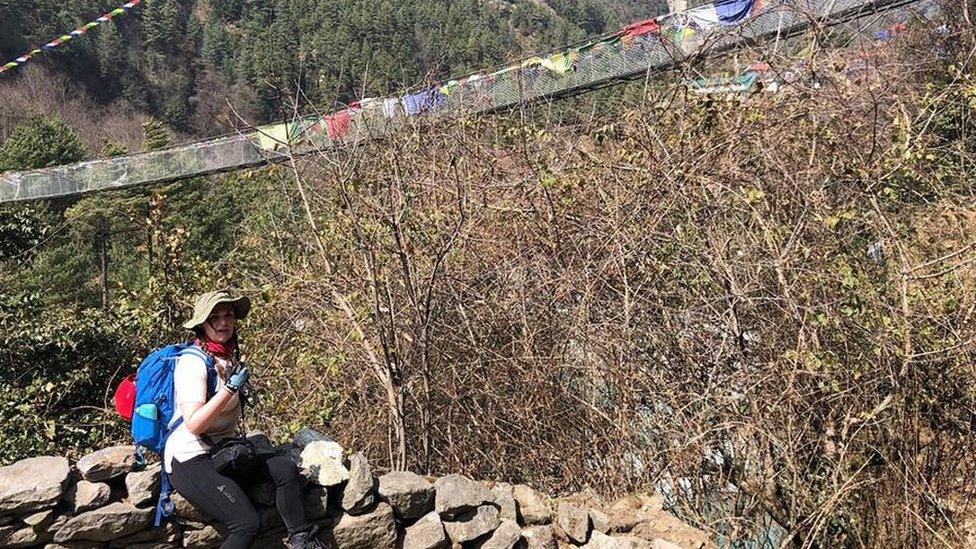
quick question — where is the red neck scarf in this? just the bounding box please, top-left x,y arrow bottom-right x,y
196,338 -> 237,359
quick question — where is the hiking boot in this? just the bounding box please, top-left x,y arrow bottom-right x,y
287,525 -> 327,549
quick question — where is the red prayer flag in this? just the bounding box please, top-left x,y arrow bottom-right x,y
324,110 -> 351,140
623,18 -> 660,38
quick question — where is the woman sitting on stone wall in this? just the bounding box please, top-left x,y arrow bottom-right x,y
165,289 -> 325,549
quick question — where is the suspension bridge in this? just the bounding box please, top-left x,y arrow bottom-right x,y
0,0 -> 939,203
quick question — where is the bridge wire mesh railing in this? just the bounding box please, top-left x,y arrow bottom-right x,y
0,0 -> 937,203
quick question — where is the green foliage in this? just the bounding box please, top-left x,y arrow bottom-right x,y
0,205 -> 49,260
0,293 -> 133,464
99,140 -> 129,158
141,117 -> 171,151
0,172 -> 260,463
142,0 -> 185,53
0,114 -> 87,170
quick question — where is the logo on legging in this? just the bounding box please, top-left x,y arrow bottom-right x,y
216,484 -> 236,503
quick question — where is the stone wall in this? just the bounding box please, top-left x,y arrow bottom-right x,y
0,432 -> 713,548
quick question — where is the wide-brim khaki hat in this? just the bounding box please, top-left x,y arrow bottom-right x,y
183,289 -> 252,330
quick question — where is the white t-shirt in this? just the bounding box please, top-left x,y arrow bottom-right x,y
163,351 -> 241,473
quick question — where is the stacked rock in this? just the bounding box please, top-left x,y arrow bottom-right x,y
0,433 -> 713,548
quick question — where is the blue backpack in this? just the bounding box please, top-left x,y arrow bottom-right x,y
131,343 -> 217,525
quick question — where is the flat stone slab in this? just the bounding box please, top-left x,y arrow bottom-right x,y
76,446 -> 137,482
341,452 -> 377,515
125,469 -> 160,508
301,441 -> 349,488
378,471 -> 434,521
476,518 -> 520,549
0,456 -> 70,515
65,480 -> 111,514
329,500 -> 397,548
402,511 -> 449,549
0,522 -> 55,547
434,474 -> 493,518
443,504 -> 500,544
53,502 -> 153,543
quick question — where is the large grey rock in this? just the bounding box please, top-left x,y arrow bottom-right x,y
182,524 -> 222,548
65,480 -> 111,514
328,500 -> 396,548
301,441 -> 349,487
402,511 -> 449,549
22,508 -> 57,528
590,508 -> 611,534
108,523 -> 180,548
341,452 -> 377,515
443,504 -> 500,544
434,474 -> 494,518
491,483 -> 518,522
125,469 -> 160,507
0,523 -> 54,548
513,485 -> 551,526
76,446 -> 137,482
582,531 -> 653,549
53,502 -> 153,542
518,525 -> 557,549
0,456 -> 70,514
171,492 -> 210,522
557,501 -> 591,544
378,471 -> 434,521
476,518 -> 520,549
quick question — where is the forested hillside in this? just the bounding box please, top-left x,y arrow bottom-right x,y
0,0 -> 664,136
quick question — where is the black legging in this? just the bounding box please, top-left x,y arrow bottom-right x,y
170,454 -> 311,549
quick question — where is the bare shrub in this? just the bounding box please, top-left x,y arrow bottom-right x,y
0,65 -> 153,153
224,14 -> 975,548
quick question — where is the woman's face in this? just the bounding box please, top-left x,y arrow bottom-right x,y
202,303 -> 237,343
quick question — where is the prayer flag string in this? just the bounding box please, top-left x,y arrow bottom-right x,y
0,0 -> 141,76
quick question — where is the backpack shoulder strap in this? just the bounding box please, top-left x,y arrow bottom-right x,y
177,345 -> 208,363
176,345 -> 218,398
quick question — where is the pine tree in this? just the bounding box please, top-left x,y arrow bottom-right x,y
0,114 -> 87,171
142,0 -> 185,53
99,141 -> 129,158
97,24 -> 127,90
141,117 -> 171,151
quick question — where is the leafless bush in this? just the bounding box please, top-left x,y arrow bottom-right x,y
225,16 -> 976,547
0,65 -> 151,153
